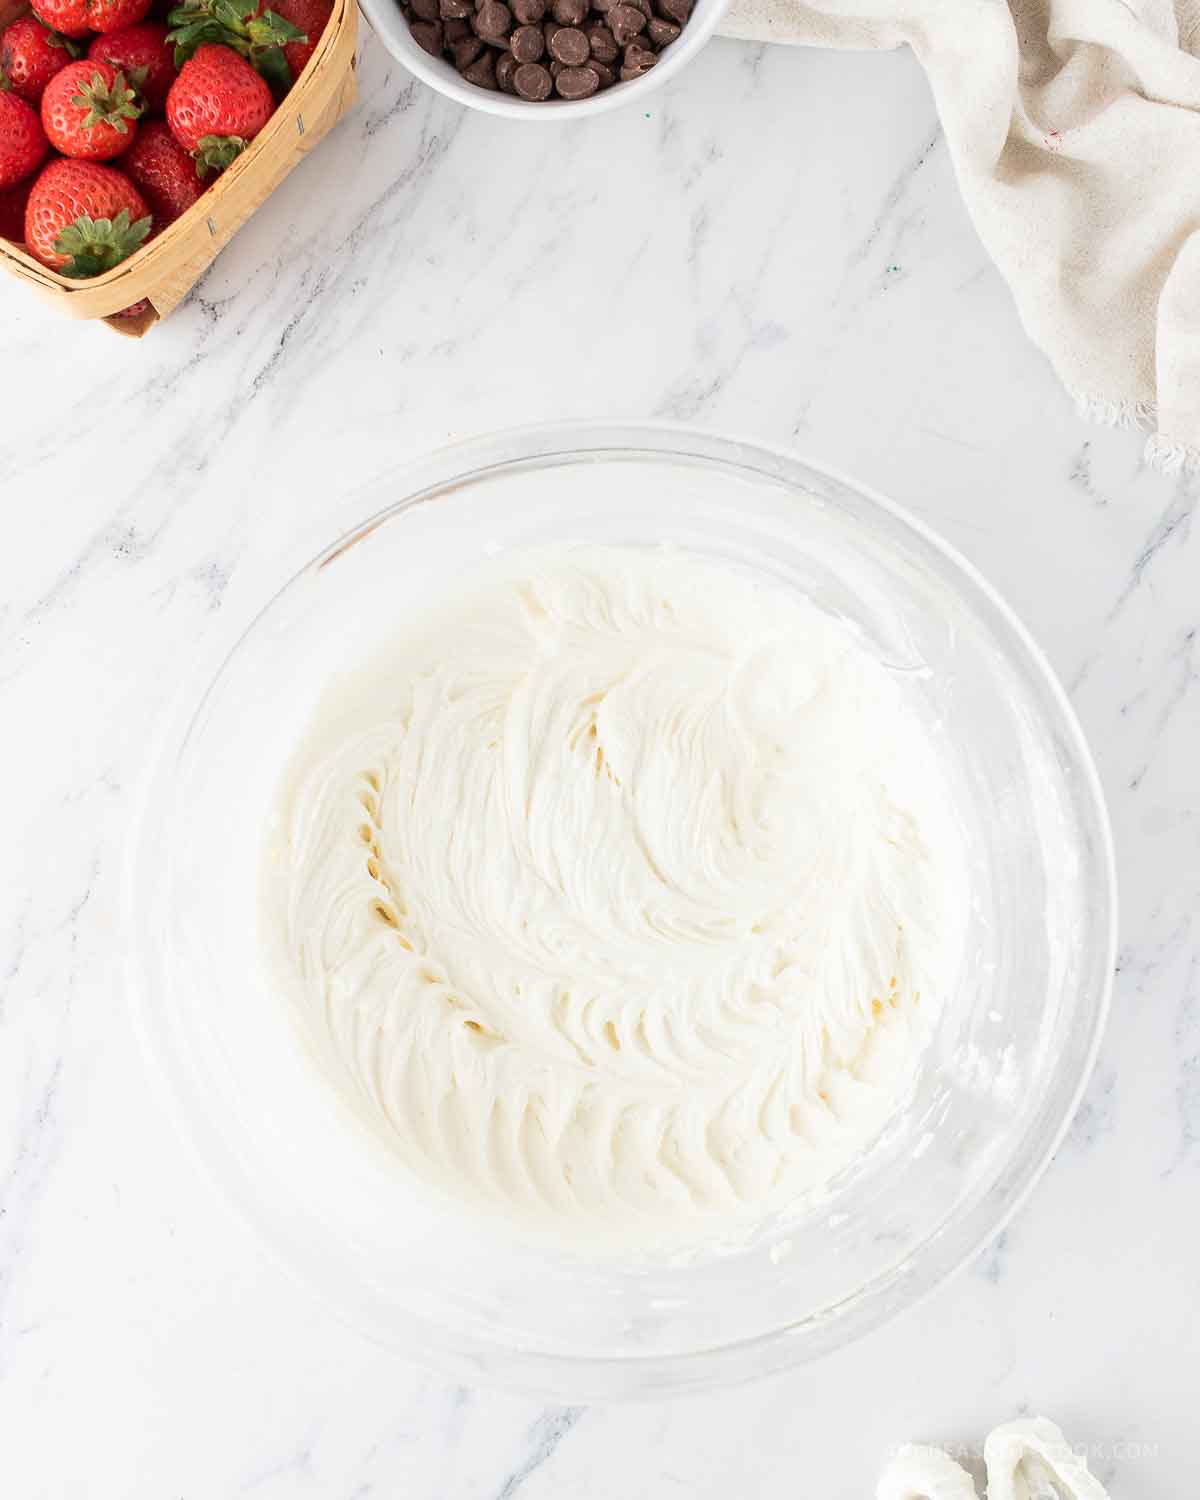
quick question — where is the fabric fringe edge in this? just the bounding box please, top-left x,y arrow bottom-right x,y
1144,433 -> 1200,476
1072,391 -> 1158,432
1071,390 -> 1200,476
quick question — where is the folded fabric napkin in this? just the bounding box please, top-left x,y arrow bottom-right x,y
719,0 -> 1200,473
876,1417 -> 1111,1500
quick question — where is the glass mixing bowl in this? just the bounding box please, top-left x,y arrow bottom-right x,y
126,423 -> 1116,1400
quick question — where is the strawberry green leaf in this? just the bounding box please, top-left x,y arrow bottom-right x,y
211,0 -> 258,22
54,208 -> 152,278
255,42 -> 293,98
248,10 -> 306,45
192,132 -> 249,176
46,27 -> 84,55
168,13 -> 228,65
167,0 -> 305,79
70,67 -> 143,132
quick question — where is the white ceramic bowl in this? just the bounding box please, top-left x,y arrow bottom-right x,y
358,0 -> 730,118
128,423 -> 1116,1401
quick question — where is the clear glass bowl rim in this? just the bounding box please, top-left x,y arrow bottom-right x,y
125,420 -> 1118,1399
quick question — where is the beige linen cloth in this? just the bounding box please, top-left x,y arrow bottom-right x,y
719,0 -> 1200,472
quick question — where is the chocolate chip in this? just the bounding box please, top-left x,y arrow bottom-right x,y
407,0 -> 689,100
463,48 -> 498,84
473,0 -> 511,36
587,22 -> 617,58
496,49 -> 518,88
510,22 -> 544,59
410,18 -> 443,51
607,2 -> 644,42
513,59 -> 552,96
554,62 -> 598,96
548,23 -> 588,61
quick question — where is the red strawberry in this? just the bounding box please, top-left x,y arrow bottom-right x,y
165,0 -> 306,96
166,43 -> 271,174
88,22 -> 174,112
0,15 -> 82,103
27,0 -> 92,38
89,22 -> 174,111
123,116 -> 202,221
0,89 -> 47,188
42,59 -> 143,159
30,0 -> 152,38
0,174 -> 32,239
24,156 -> 151,271
270,0 -> 329,79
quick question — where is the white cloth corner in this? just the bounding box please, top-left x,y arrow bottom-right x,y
718,0 -> 1200,472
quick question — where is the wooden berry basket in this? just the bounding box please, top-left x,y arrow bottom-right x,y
0,0 -> 356,336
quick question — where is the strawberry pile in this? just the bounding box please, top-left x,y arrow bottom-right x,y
0,0 -> 332,280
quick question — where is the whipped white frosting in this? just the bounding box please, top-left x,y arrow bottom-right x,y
877,1419 -> 1112,1500
263,546 -> 967,1245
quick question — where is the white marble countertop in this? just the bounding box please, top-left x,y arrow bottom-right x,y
1,22 -> 1196,1500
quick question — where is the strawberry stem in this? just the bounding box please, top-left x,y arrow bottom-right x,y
167,0 -> 306,94
71,68 -> 143,133
192,133 -> 250,175
53,208 -> 152,278
46,28 -> 85,56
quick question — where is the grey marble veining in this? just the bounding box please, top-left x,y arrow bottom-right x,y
0,24 -> 1196,1500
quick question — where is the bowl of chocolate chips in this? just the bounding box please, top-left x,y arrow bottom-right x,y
360,0 -> 724,113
